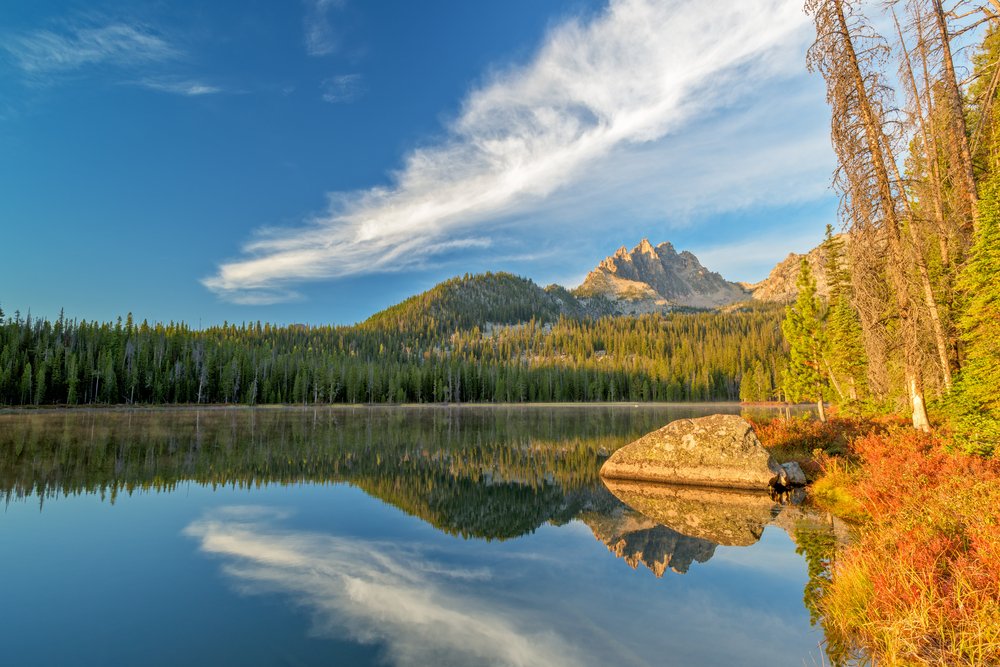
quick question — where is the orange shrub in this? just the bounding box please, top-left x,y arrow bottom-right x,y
749,415 -> 880,477
821,429 -> 1000,665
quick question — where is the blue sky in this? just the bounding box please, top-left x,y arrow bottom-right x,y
1,0 -> 838,326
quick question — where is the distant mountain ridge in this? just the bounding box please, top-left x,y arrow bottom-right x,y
362,237 -> 831,330
740,237 -> 836,303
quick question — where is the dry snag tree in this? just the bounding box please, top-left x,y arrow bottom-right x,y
807,0 -> 932,430
805,0 -> 999,431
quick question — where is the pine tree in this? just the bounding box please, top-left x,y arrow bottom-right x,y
822,225 -> 867,404
950,173 -> 1000,454
782,259 -> 828,421
739,365 -> 758,403
20,362 -> 32,405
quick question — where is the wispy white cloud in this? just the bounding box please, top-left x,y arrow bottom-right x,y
321,73 -> 364,103
205,0 -> 828,304
225,287 -> 304,306
304,0 -> 345,57
132,77 -> 223,96
3,21 -> 178,76
184,506 -> 590,667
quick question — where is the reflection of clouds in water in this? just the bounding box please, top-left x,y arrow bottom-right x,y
183,506 -> 588,667
709,527 -> 807,576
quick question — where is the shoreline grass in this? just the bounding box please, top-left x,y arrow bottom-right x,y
755,414 -> 1000,665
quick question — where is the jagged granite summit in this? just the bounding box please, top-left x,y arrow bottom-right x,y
573,239 -> 751,312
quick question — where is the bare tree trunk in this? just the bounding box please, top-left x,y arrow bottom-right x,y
909,372 -> 931,430
831,0 -> 932,431
892,8 -> 955,390
932,0 -> 979,232
823,355 -> 846,401
901,8 -> 952,269
884,147 -> 954,391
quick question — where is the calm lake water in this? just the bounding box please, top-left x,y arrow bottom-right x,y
0,405 -> 842,666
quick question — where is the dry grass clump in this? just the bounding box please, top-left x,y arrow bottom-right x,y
821,429 -> 1000,666
810,452 -> 866,522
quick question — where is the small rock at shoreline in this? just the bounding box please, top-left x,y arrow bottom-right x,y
778,461 -> 807,488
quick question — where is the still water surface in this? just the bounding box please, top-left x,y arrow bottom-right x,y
0,405 -> 840,666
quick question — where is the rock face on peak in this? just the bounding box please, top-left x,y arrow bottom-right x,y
743,235 -> 843,303
574,239 -> 751,312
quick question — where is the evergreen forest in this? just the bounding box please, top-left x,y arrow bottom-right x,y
0,282 -> 786,406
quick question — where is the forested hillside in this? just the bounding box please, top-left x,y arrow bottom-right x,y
0,291 -> 785,406
360,272 -> 597,334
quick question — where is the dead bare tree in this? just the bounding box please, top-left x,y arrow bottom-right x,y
888,6 -> 957,390
932,0 -> 981,231
807,0 -> 932,430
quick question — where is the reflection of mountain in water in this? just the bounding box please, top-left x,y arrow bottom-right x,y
582,506 -> 716,576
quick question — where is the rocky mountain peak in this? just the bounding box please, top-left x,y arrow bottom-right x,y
573,239 -> 751,311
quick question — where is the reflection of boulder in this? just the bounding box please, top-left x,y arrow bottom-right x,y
603,479 -> 779,547
600,415 -> 782,489
584,507 -> 717,576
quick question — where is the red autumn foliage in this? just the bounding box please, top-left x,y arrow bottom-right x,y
849,427 -> 1000,519
749,414 -> 890,477
822,427 -> 1000,664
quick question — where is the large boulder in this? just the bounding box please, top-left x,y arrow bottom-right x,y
599,414 -> 782,489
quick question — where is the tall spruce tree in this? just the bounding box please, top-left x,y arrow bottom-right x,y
822,225 -> 867,404
950,173 -> 1000,454
782,258 -> 828,421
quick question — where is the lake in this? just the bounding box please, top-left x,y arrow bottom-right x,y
0,405 -> 843,666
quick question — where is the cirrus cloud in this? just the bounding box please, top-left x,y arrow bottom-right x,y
204,0 -> 826,304
3,21 -> 178,76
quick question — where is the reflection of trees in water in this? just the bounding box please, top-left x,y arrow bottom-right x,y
362,476 -> 571,541
0,404 -> 848,638
793,520 -> 861,667
0,406 -> 709,531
